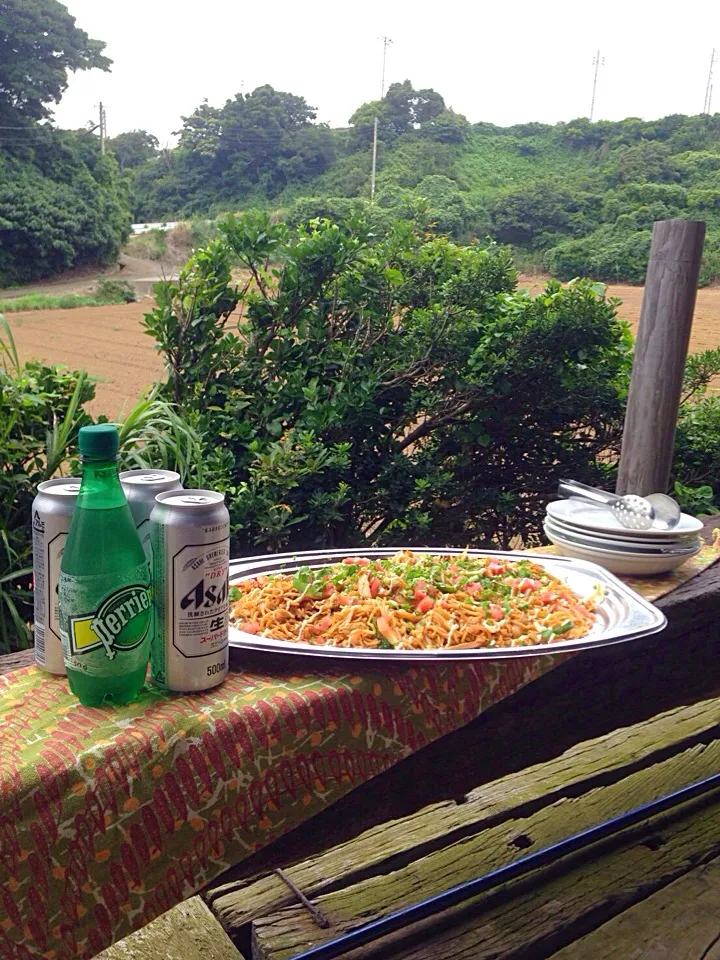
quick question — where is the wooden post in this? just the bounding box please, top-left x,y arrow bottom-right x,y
616,220 -> 706,496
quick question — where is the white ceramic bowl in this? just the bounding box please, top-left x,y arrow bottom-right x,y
543,524 -> 702,576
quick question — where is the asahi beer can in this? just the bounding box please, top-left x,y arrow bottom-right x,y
32,478 -> 82,674
120,469 -> 183,566
150,489 -> 230,692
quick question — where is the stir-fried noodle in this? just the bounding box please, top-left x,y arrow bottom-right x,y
229,551 -> 599,651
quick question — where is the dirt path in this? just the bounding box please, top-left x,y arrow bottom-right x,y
0,253 -> 182,300
5,280 -> 720,419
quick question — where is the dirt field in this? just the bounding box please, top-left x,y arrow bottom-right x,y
5,281 -> 720,418
6,301 -> 165,416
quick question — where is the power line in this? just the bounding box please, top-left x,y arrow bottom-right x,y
371,35 -> 393,202
590,49 -> 605,122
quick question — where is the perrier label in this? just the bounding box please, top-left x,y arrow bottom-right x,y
66,579 -> 151,661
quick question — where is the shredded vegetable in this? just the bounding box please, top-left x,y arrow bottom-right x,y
229,551 -> 599,651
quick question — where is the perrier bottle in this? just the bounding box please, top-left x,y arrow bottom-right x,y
59,424 -> 151,705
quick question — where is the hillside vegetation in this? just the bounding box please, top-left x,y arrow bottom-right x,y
127,84 -> 720,286
0,0 -> 130,287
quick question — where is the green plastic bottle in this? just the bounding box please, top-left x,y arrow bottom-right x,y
59,424 -> 152,706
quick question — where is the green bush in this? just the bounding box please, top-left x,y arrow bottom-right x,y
285,197 -> 362,229
668,348 -> 720,510
489,181 -> 601,249
144,212 -> 632,554
0,318 -> 94,651
94,278 -> 136,303
544,229 -> 653,284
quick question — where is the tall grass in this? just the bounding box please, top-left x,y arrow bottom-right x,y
0,279 -> 136,313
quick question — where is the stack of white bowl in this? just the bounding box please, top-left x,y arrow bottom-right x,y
544,499 -> 704,575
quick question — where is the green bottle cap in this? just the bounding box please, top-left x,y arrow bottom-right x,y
78,424 -> 119,459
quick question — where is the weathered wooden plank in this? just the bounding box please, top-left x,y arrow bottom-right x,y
617,218 -> 707,496
96,896 -> 244,960
250,795 -> 720,959
208,696 -> 720,932
552,857 -> 720,960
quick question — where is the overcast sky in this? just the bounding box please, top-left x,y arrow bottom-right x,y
53,0 -> 720,145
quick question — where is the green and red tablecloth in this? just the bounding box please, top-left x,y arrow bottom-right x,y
1,546 -> 717,960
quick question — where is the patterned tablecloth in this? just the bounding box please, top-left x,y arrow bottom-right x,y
1,546 -> 717,960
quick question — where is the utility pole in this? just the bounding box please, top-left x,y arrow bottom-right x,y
100,102 -> 106,154
590,50 -> 604,122
87,103 -> 107,153
703,49 -> 717,114
370,35 -> 393,202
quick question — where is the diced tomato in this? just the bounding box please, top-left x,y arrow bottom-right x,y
539,591 -> 556,604
519,578 -> 541,594
465,582 -> 481,594
413,580 -> 427,600
370,576 -> 381,598
489,604 -> 504,621
504,577 -> 519,588
415,596 -> 435,614
343,557 -> 355,565
415,597 -> 435,613
336,594 -> 353,606
322,582 -> 335,597
241,620 -> 260,634
487,561 -> 505,576
308,616 -> 333,636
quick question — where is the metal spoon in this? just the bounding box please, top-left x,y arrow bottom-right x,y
643,493 -> 682,531
557,480 -> 680,532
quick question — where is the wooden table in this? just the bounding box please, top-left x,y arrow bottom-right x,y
3,523 -> 720,959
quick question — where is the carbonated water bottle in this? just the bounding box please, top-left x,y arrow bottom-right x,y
59,424 -> 151,705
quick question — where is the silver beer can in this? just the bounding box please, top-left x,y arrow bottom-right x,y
120,469 -> 183,566
32,478 -> 82,674
150,489 -> 230,692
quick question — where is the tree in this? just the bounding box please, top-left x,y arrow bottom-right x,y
172,85 -> 334,200
606,140 -> 679,185
349,80 -> 450,147
0,130 -> 131,285
489,181 -> 585,248
108,130 -> 159,171
0,0 -> 111,125
385,80 -> 445,131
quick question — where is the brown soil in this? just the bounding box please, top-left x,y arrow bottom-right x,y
6,278 -> 720,419
6,302 -> 164,417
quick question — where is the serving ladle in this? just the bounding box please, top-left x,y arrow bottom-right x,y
557,480 -> 682,532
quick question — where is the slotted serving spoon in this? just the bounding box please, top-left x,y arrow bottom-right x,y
557,480 -> 681,532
